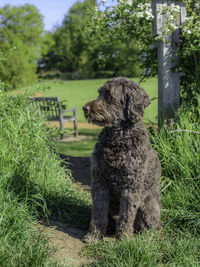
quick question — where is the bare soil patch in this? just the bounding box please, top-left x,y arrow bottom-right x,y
48,121 -> 102,130
38,155 -> 92,266
14,91 -> 44,97
38,220 -> 90,267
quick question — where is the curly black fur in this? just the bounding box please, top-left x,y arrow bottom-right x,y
82,77 -> 161,242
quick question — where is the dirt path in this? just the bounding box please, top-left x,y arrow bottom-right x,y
38,156 -> 92,266
49,121 -> 102,130
41,121 -> 96,266
38,220 -> 90,266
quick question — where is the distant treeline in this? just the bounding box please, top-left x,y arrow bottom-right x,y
0,0 -> 141,90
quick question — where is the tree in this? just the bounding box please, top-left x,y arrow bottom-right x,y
88,0 -> 200,105
0,4 -> 44,89
39,0 -> 96,78
39,0 -> 141,79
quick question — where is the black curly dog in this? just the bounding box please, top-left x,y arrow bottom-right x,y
82,77 -> 161,242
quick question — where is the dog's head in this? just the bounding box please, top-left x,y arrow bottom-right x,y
83,77 -> 150,127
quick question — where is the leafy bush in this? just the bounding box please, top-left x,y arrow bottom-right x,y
88,0 -> 200,104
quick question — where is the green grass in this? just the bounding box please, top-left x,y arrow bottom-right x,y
57,129 -> 100,157
84,229 -> 200,266
4,81 -> 200,266
12,77 -> 158,123
57,106 -> 200,266
0,92 -> 91,266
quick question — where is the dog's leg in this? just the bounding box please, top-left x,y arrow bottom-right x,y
140,194 -> 161,231
83,181 -> 110,243
107,191 -> 120,235
116,188 -> 141,239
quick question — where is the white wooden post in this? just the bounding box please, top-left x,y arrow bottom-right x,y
152,0 -> 186,127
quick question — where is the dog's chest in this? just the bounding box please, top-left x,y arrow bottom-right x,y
92,136 -> 142,187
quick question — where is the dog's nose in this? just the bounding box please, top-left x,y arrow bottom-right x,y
83,105 -> 90,114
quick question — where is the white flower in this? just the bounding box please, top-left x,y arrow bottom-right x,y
171,3 -> 180,13
195,3 -> 200,9
137,12 -> 143,18
145,10 -> 154,20
98,52 -> 103,59
170,23 -> 179,30
138,3 -> 143,9
144,3 -> 151,8
127,0 -> 132,5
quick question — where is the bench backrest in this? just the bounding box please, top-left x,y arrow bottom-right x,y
29,97 -> 62,121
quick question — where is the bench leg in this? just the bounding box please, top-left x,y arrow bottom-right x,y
60,117 -> 64,139
74,118 -> 78,137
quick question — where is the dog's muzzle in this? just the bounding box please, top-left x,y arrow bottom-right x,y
83,98 -> 109,125
82,105 -> 90,115
83,103 -> 93,123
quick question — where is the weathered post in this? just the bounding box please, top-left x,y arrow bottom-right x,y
152,0 -> 186,127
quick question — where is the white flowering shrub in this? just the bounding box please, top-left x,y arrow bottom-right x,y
88,0 -> 200,105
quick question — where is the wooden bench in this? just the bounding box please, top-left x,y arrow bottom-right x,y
29,97 -> 78,138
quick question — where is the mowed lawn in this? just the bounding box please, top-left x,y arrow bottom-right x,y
13,77 -> 158,123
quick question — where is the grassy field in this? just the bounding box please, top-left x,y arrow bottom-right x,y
2,83 -> 200,266
13,77 -> 158,123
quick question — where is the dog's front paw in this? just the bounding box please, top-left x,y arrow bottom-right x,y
82,232 -> 102,243
115,229 -> 134,240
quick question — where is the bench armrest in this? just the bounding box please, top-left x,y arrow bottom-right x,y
62,108 -> 78,113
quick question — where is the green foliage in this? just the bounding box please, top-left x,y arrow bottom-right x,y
39,0 -> 141,79
88,0 -> 155,77
39,0 -> 96,77
150,105 -> 200,182
0,194 -> 52,267
179,0 -> 200,105
0,92 -> 56,265
0,89 -> 91,265
150,104 -> 200,234
0,4 -> 44,89
88,0 -> 200,104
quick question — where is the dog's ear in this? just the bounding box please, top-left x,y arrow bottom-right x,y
124,82 -> 150,123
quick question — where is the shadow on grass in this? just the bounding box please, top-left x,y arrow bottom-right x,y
8,162 -> 91,232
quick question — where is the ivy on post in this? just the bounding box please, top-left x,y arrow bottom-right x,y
152,0 -> 186,127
